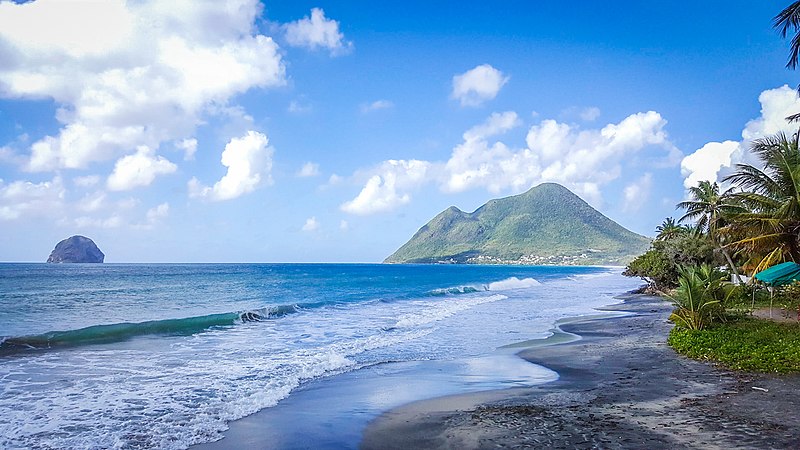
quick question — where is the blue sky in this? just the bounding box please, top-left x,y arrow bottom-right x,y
0,0 -> 798,262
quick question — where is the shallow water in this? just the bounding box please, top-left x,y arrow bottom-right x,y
0,263 -> 640,449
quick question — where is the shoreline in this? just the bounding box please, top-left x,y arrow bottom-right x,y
361,295 -> 800,449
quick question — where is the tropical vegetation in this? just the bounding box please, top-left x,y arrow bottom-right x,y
623,3 -> 800,370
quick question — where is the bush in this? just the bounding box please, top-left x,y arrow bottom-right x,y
668,317 -> 800,373
624,233 -> 721,290
668,265 -> 729,330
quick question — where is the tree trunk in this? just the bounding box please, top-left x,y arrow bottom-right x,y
720,246 -> 743,282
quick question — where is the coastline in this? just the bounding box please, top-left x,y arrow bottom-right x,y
361,295 -> 800,449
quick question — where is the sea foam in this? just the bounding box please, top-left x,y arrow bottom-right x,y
486,277 -> 541,291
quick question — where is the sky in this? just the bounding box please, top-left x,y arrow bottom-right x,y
1,0 -> 800,262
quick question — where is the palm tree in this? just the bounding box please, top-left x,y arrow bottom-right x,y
722,133 -> 800,272
677,180 -> 743,278
654,217 -> 684,241
775,1 -> 800,71
774,1 -> 800,120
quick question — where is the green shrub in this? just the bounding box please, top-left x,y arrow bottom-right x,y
624,233 -> 721,290
668,317 -> 800,373
668,265 -> 728,330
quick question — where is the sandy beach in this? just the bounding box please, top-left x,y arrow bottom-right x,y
361,295 -> 800,449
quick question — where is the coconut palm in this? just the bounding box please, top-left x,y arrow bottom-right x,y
774,1 -> 800,120
722,132 -> 800,272
775,1 -> 800,71
677,180 -> 743,277
655,217 -> 684,241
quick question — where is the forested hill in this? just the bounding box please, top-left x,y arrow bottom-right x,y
384,183 -> 651,265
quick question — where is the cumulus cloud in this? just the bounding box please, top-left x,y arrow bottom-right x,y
77,191 -> 107,213
0,176 -> 65,220
106,146 -> 177,191
622,173 -> 653,212
443,111 -> 524,193
340,159 -> 431,215
680,85 -> 800,188
360,100 -> 394,113
297,162 -> 320,177
189,130 -> 273,201
284,8 -> 352,55
445,110 -> 676,205
128,201 -> 170,229
681,141 -> 740,189
301,216 -> 320,232
342,110 -> 678,212
0,0 -> 285,172
451,64 -> 509,107
177,138 -> 198,161
146,202 -> 169,222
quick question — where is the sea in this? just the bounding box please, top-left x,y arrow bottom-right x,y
0,263 -> 641,449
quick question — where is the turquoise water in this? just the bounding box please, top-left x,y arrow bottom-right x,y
0,263 -> 639,449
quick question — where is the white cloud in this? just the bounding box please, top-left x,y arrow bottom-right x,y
443,111 -> 525,193
302,216 -> 320,232
341,160 -> 431,215
462,111 -> 521,141
622,173 -> 653,212
680,85 -> 800,188
77,191 -> 107,213
0,0 -> 285,172
0,176 -> 65,220
339,219 -> 349,231
107,146 -> 177,191
297,162 -> 320,177
284,8 -> 352,55
451,64 -> 509,107
288,99 -> 312,114
560,106 -> 601,122
73,215 -> 123,229
445,111 -> 676,205
70,198 -> 165,230
146,202 -> 169,222
360,100 -> 394,113
130,201 -> 170,229
580,107 -> 601,121
189,130 -> 273,201
680,141 -> 740,189
342,110 -> 678,212
177,138 -> 198,161
73,175 -> 100,187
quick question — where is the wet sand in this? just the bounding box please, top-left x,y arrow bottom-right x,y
361,295 -> 800,449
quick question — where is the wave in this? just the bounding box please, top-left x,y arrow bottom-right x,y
427,285 -> 482,296
0,304 -> 300,356
486,277 -> 541,291
427,277 -> 541,296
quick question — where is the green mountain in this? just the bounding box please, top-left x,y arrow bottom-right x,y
384,183 -> 651,265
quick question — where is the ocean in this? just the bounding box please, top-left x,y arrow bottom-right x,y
0,263 -> 640,449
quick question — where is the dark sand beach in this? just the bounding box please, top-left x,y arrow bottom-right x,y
361,295 -> 800,449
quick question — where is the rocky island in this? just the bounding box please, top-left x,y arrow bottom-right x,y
385,183 -> 651,266
46,235 -> 105,263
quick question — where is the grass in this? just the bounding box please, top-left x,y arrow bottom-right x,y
668,317 -> 800,373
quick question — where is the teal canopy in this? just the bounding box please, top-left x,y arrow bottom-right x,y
754,262 -> 800,286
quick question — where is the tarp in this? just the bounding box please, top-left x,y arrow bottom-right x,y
754,261 -> 800,286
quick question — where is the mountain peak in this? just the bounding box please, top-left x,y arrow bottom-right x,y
384,185 -> 649,265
